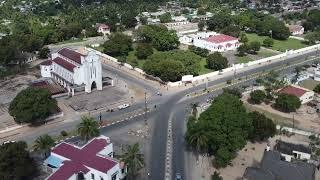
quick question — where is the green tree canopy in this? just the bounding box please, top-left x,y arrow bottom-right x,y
314,84 -> 320,93
249,90 -> 266,104
248,41 -> 261,54
120,143 -> 144,180
263,37 -> 274,47
33,134 -> 55,158
159,12 -> 172,23
249,111 -> 276,142
188,45 -> 209,57
77,116 -> 100,141
135,43 -> 153,59
9,88 -> 57,124
206,52 -> 228,71
103,33 -> 133,57
0,141 -> 38,180
275,94 -> 301,112
186,93 -> 253,168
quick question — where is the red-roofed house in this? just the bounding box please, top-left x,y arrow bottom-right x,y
39,48 -> 102,96
96,23 -> 110,36
45,135 -> 126,180
287,25 -> 304,35
179,31 -> 239,52
278,85 -> 314,104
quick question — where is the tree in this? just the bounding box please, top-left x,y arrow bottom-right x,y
120,143 -> 144,180
33,134 -> 55,158
151,30 -> 179,51
237,44 -> 248,57
249,111 -> 276,142
159,12 -> 172,23
0,141 -> 38,180
207,13 -> 233,31
275,94 -> 301,112
206,52 -> 228,70
188,45 -> 209,57
249,90 -> 266,104
197,8 -> 206,15
103,33 -> 133,57
223,88 -> 242,98
314,84 -> 320,93
139,16 -> 148,25
305,31 -> 320,45
9,88 -> 57,124
212,171 -> 223,180
39,47 -> 50,59
263,37 -> 274,47
121,12 -> 138,28
186,93 -> 253,168
198,20 -> 205,31
77,116 -> 100,141
135,43 -> 153,59
239,32 -> 248,43
221,25 -> 241,38
248,41 -> 261,54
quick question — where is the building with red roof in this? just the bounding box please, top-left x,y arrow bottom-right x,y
45,135 -> 126,180
96,23 -> 110,36
278,85 -> 314,104
179,31 -> 239,52
39,47 -> 103,96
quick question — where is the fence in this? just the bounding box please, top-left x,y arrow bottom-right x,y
86,44 -> 320,87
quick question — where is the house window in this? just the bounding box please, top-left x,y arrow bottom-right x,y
108,152 -> 113,157
100,177 -> 104,180
91,173 -> 95,179
111,171 -> 118,180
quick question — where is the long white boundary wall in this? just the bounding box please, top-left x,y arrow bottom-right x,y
86,44 -> 320,87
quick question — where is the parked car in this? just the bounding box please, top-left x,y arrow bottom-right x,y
118,104 -> 130,110
175,173 -> 182,180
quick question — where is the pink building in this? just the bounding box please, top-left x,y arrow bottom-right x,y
96,24 -> 110,36
45,135 -> 126,180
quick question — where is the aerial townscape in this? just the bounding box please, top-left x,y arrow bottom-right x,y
1,0 -> 320,180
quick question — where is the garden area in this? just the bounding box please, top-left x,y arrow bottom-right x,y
246,33 -> 308,52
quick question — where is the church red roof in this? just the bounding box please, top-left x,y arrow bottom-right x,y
279,85 -> 307,97
48,137 -> 117,180
53,57 -> 76,72
205,34 -> 238,44
40,60 -> 52,66
58,48 -> 84,64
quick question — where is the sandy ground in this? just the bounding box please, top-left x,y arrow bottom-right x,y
242,94 -> 320,133
187,134 -> 311,180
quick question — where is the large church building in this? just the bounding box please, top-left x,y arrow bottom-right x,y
40,48 -> 102,96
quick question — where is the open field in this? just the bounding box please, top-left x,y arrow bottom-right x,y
236,49 -> 279,64
246,33 -> 308,52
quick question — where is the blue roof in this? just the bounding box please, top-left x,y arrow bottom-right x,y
46,155 -> 64,168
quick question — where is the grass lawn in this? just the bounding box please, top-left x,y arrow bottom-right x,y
56,38 -> 84,45
199,58 -> 212,75
246,33 -> 307,52
299,79 -> 319,90
237,55 -> 254,63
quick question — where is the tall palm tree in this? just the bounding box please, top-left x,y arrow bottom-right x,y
77,116 -> 100,142
33,134 -> 55,158
120,143 -> 144,180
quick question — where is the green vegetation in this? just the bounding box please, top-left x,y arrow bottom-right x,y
142,50 -> 202,82
249,111 -> 276,142
249,90 -> 266,104
206,52 -> 228,71
275,94 -> 301,113
314,84 -> 320,93
159,12 -> 172,23
9,88 -> 58,124
0,141 -> 38,180
103,33 -> 133,57
33,134 -> 55,158
246,33 -> 307,52
237,55 -> 254,63
120,143 -> 144,180
77,116 -> 100,142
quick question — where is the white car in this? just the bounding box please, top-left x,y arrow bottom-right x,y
118,104 -> 130,110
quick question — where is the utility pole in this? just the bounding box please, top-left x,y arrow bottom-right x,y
144,92 -> 148,125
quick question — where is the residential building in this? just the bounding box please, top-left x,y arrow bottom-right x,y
45,135 -> 126,180
278,85 -> 315,104
179,31 -> 239,52
96,23 -> 110,36
39,48 -> 102,96
288,25 -> 304,35
274,140 -> 311,162
314,65 -> 320,81
243,150 -> 315,180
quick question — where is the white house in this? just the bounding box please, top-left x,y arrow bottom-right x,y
274,140 -> 311,162
96,23 -> 110,36
278,85 -> 315,104
40,48 -> 102,96
288,25 -> 304,35
45,135 -> 126,180
179,31 -> 239,52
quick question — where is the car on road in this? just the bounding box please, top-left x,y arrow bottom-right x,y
118,104 -> 130,110
175,173 -> 182,180
157,91 -> 162,96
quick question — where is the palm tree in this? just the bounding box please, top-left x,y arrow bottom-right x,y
33,134 -> 55,158
77,116 -> 100,142
120,143 -> 144,180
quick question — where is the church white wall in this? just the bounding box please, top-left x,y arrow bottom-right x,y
40,65 -> 52,78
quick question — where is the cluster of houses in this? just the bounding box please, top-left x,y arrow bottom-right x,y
44,135 -> 126,180
244,140 -> 316,180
